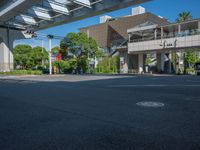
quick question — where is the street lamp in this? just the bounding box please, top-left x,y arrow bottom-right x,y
47,35 -> 54,75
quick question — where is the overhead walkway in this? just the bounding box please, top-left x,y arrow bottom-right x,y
0,0 -> 151,30
128,19 -> 200,53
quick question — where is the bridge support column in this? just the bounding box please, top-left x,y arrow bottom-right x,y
0,27 -> 28,72
0,28 -> 14,72
157,52 -> 165,73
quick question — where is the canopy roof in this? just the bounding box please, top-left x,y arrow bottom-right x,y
0,0 -> 151,30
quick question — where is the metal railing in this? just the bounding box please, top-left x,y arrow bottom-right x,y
129,30 -> 200,43
111,39 -> 128,49
110,39 -> 128,56
128,34 -> 200,53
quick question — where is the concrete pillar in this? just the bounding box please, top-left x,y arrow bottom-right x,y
198,21 -> 200,31
161,52 -> 165,72
0,29 -> 14,72
178,24 -> 181,34
138,53 -> 144,74
128,33 -> 131,42
0,27 -> 29,72
157,53 -> 161,72
168,52 -> 172,73
0,38 -> 5,72
157,52 -> 165,73
120,51 -> 128,74
154,29 -> 157,40
161,27 -> 163,39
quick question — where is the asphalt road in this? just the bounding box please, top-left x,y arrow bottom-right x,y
0,75 -> 200,150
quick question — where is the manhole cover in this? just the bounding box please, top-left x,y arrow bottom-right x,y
136,101 -> 164,108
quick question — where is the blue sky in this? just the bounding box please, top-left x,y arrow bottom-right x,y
15,0 -> 200,49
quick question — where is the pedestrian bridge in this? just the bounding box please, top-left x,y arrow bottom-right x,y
128,19 -> 200,53
0,0 -> 151,72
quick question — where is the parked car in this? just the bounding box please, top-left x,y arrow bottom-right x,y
195,62 -> 200,75
42,69 -> 50,74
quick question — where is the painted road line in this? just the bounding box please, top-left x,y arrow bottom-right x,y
136,101 -> 165,108
187,80 -> 200,83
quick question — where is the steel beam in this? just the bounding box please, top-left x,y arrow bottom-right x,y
0,0 -> 151,30
42,0 -> 69,15
27,6 -> 52,21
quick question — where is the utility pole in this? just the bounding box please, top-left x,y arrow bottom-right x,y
47,35 -> 54,75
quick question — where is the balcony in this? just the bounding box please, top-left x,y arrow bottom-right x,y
128,33 -> 200,53
127,19 -> 200,53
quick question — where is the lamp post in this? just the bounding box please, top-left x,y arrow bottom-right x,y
47,35 -> 54,75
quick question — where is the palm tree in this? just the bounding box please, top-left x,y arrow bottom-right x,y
176,11 -> 193,22
176,12 -> 194,74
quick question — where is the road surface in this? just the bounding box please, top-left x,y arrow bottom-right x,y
0,75 -> 200,150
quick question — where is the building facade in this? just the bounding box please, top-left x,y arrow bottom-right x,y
80,8 -> 167,50
80,7 -> 200,74
128,19 -> 200,73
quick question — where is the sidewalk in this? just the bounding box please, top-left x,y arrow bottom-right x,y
0,75 -> 38,79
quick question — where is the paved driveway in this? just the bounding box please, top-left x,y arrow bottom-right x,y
0,75 -> 200,150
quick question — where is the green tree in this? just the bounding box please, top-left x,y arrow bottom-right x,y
176,11 -> 194,74
13,45 -> 48,69
63,32 -> 99,57
176,11 -> 193,22
32,46 -> 48,67
60,32 -> 100,73
13,44 -> 32,69
53,60 -> 70,73
185,51 -> 196,68
51,46 -> 60,53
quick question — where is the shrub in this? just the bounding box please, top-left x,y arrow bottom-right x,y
96,56 -> 119,74
53,60 -> 76,73
186,68 -> 195,75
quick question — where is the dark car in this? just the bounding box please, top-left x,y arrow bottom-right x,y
42,69 -> 50,74
195,62 -> 200,75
